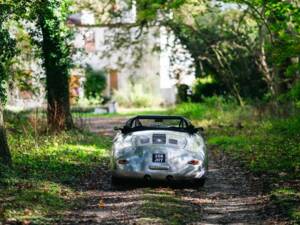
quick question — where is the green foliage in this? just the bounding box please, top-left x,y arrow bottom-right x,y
0,113 -> 111,222
225,0 -> 300,99
176,84 -> 190,103
173,98 -> 300,223
191,77 -> 226,102
172,98 -> 300,176
31,0 -> 73,78
84,67 -> 106,102
137,0 -> 186,24
169,96 -> 247,122
141,188 -> 200,225
28,0 -> 74,129
0,3 -> 17,104
8,22 -> 44,98
170,3 -> 268,103
288,80 -> 300,106
271,188 -> 300,224
113,83 -> 161,108
208,116 -> 300,175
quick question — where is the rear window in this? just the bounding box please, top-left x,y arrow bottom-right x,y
130,118 -> 188,129
122,116 -> 196,134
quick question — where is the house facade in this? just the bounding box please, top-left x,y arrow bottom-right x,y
7,1 -> 196,111
70,1 -> 195,106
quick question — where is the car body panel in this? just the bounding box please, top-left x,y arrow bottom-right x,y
111,116 -> 208,181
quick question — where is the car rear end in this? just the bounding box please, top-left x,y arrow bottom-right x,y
111,130 -> 207,182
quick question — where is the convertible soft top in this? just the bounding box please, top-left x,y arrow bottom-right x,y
121,115 -> 197,134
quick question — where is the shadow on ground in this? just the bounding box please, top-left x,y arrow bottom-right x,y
46,150 -> 283,225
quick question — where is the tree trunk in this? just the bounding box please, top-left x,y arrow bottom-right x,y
257,34 -> 278,96
0,106 -> 11,166
46,77 -> 74,131
256,2 -> 279,97
38,12 -> 74,131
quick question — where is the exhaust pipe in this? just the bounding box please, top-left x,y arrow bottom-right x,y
166,175 -> 174,182
144,175 -> 151,181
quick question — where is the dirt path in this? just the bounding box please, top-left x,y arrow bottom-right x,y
60,117 -> 286,225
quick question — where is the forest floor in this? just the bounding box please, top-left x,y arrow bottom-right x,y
53,117 -> 288,225
1,104 -> 299,225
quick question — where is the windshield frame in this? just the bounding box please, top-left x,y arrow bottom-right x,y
122,115 -> 196,134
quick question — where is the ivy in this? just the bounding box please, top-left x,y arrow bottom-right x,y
0,3 -> 17,105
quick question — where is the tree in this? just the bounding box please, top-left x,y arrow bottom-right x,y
0,3 -> 17,166
168,3 -> 267,104
30,0 -> 74,130
222,0 -> 300,99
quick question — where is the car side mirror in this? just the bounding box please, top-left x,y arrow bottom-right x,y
114,126 -> 122,131
193,127 -> 204,134
197,127 -> 204,132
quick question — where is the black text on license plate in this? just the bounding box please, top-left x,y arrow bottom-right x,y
153,154 -> 165,163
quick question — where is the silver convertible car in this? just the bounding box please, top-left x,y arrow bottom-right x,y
111,115 -> 208,185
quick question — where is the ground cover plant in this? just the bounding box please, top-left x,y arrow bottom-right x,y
0,112 -> 111,224
170,98 -> 300,223
140,188 -> 201,225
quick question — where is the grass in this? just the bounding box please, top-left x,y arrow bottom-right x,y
1,98 -> 299,223
271,188 -> 300,222
71,107 -> 168,119
139,188 -> 200,225
170,98 -> 300,223
208,117 -> 300,175
0,113 -> 111,224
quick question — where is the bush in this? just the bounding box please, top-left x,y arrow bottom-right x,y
113,84 -> 161,108
169,96 -> 250,123
1,115 -> 111,222
84,67 -> 106,102
177,84 -> 190,103
191,77 -> 227,102
289,80 -> 300,107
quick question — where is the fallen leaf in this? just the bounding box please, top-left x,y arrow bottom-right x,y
98,199 -> 105,208
24,208 -> 32,216
22,220 -> 31,225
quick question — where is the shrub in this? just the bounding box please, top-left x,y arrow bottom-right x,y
169,96 -> 249,123
177,84 -> 190,103
113,84 -> 161,108
1,111 -> 111,222
191,77 -> 227,102
84,66 -> 106,102
289,80 -> 300,107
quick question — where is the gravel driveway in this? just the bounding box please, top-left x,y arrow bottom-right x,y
60,117 -> 287,225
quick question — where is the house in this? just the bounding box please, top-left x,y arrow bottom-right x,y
7,0 -> 196,111
69,1 -> 195,106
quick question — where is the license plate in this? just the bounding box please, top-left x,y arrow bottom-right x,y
152,153 -> 165,163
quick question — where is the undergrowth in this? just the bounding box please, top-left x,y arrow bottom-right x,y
171,98 -> 300,223
0,112 -> 111,224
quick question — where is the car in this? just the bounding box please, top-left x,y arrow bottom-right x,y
111,115 -> 208,185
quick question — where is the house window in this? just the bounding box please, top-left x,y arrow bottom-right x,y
84,30 -> 95,52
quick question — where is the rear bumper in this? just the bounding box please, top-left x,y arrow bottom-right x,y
112,166 -> 206,181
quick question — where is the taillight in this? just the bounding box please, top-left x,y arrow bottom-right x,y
188,160 -> 200,165
118,159 -> 129,164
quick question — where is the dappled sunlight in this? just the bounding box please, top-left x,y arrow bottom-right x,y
1,130 -> 112,222
139,188 -> 201,225
46,144 -> 108,163
1,0 -> 299,224
0,180 -> 75,222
